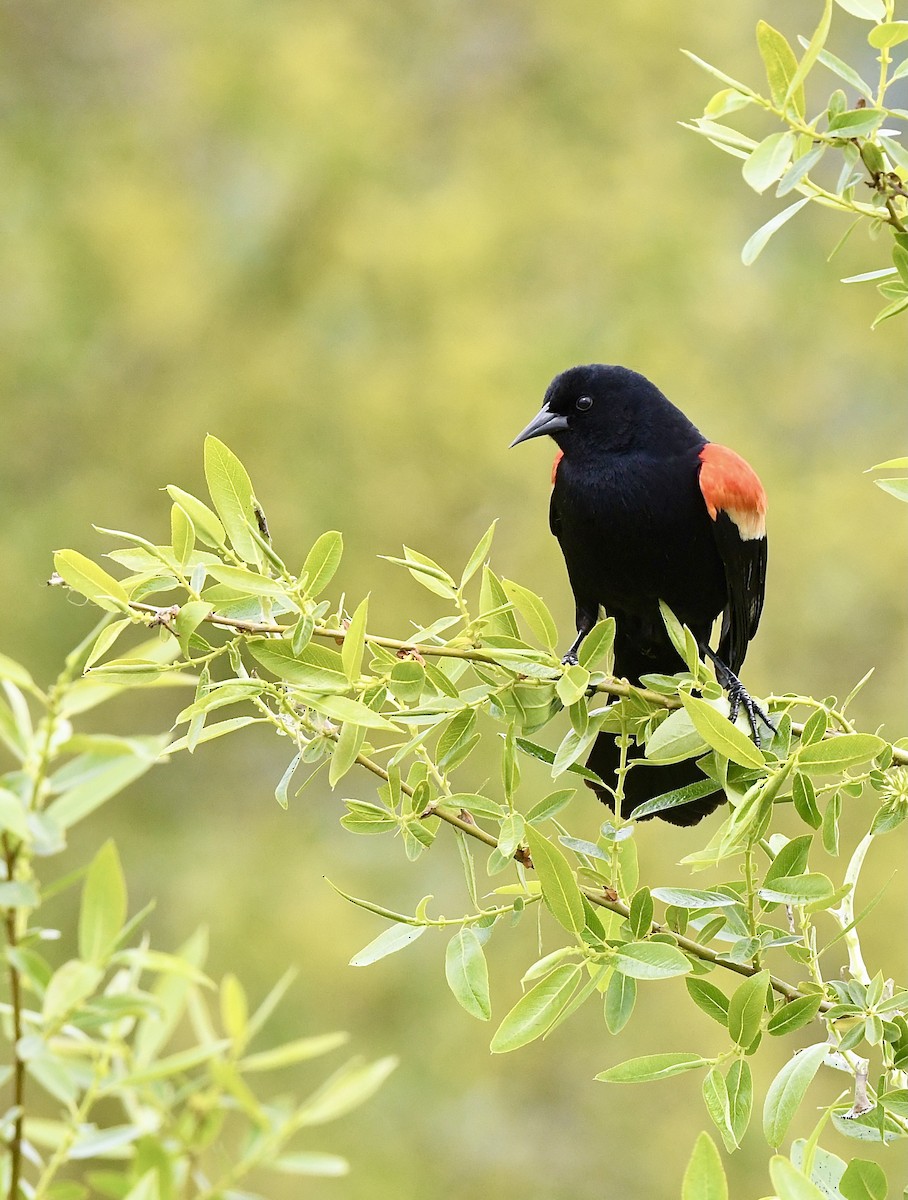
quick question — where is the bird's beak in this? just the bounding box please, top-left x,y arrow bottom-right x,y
509,406 -> 569,448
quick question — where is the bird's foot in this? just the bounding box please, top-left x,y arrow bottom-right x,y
561,650 -> 579,666
726,678 -> 777,748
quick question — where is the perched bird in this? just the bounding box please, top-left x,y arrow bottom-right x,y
510,363 -> 770,826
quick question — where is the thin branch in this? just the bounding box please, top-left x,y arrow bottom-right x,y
3,837 -> 24,1200
127,602 -> 908,768
347,740 -> 830,1009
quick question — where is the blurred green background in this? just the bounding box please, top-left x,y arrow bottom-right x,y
3,1 -> 907,1195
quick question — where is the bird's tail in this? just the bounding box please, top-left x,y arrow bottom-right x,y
584,733 -> 724,827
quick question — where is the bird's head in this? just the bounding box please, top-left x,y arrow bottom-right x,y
510,363 -> 697,457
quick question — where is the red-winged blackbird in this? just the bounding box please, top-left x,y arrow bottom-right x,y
511,363 -> 770,826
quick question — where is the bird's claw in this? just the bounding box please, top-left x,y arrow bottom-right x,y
727,679 -> 777,748
561,650 -> 579,666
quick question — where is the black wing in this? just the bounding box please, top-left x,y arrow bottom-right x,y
711,512 -> 767,674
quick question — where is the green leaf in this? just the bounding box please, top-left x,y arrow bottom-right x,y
757,20 -> 804,115
769,1155 -> 829,1200
645,707 -> 708,763
170,502 -> 194,569
578,618 -> 615,670
759,873 -> 835,906
239,1031 -> 349,1072
763,1043 -> 828,1147
445,928 -> 491,1021
686,978 -> 730,1026
596,1052 -> 707,1083
524,826 -> 585,935
727,1059 -> 753,1145
0,788 -> 31,842
329,722 -> 366,788
0,881 -> 39,908
651,887 -> 736,909
294,1055 -> 398,1126
301,531 -> 343,597
341,596 -> 369,684
628,888 -> 654,938
556,664 -> 591,707
53,551 -> 130,613
742,198 -> 810,266
48,752 -> 159,831
869,20 -> 908,48
629,778 -> 721,820
742,131 -> 797,194
798,733 -> 886,775
166,485 -> 226,548
679,695 -> 765,768
839,1158 -> 888,1200
203,564 -> 285,596
490,964 -> 581,1053
272,1152 -> 349,1177
247,638 -> 348,692
834,0 -> 885,18
785,0 -> 833,107
79,841 -> 127,966
349,923 -> 426,967
460,521 -> 497,587
828,108 -> 885,138
604,970 -> 636,1034
203,435 -> 261,564
525,788 -> 575,824
683,1131 -> 728,1200
114,1040 -> 232,1087
501,580 -> 558,652
42,959 -> 103,1024
727,970 -> 770,1047
613,942 -> 691,981
767,994 -> 824,1037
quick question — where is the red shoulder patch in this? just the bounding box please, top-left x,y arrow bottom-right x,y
698,443 -> 766,540
551,448 -> 564,486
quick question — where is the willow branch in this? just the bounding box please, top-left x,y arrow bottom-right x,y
346,740 -> 830,1009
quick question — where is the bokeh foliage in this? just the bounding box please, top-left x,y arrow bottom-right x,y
2,1 -> 907,1196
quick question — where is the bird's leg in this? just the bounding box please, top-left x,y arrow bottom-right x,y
700,646 -> 777,747
562,602 -> 598,666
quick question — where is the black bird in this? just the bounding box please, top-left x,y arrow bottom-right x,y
511,364 -> 770,826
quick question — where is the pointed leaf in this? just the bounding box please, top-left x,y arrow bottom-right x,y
679,695 -> 765,768
763,1043 -> 828,1146
79,840 -> 127,966
203,435 -> 261,564
445,928 -> 491,1021
682,1131 -> 728,1200
524,826 -> 585,934
490,964 -> 581,1053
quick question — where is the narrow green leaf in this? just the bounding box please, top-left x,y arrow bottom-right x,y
79,841 -> 127,966
767,994 -> 824,1037
702,1067 -> 735,1151
742,198 -> 810,266
686,978 -> 730,1026
578,618 -> 615,670
798,733 -> 886,775
48,753 -> 158,831
682,1131 -> 728,1200
293,1055 -> 398,1126
246,638 -> 348,692
445,928 -> 491,1021
785,0 -> 833,107
763,1043 -> 828,1146
743,131 -> 797,194
833,0 -> 885,19
341,596 -> 369,684
301,531 -> 343,597
501,580 -> 558,651
604,970 -> 636,1034
727,1059 -> 753,1145
460,521 -> 497,588
596,1052 -> 707,1083
727,970 -> 770,1047
524,826 -> 585,934
329,723 -> 366,788
757,21 -> 805,114
839,1158 -> 888,1200
759,873 -> 835,906
679,695 -> 765,768
869,20 -> 908,48
272,1152 -> 349,1177
53,551 -> 130,613
769,1155 -> 829,1200
613,942 -> 691,981
239,1031 -> 349,1073
490,964 -> 581,1053
166,486 -> 226,548
203,435 -> 261,564
651,887 -> 736,909
349,924 -> 426,967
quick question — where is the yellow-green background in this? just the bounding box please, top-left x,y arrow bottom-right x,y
3,1 -> 907,1195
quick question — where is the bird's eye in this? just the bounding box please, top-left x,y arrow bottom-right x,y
575,396 -> 593,412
